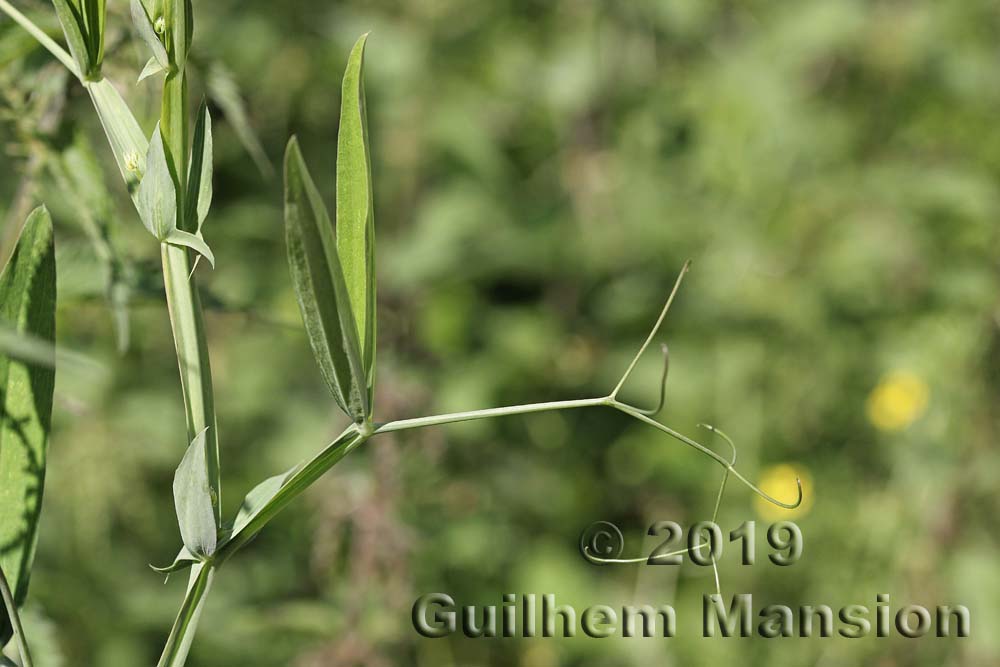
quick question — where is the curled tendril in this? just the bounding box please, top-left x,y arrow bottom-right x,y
698,423 -> 737,467
632,343 -> 669,416
611,403 -> 802,511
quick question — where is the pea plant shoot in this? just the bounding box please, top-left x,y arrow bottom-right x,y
0,2 -> 802,665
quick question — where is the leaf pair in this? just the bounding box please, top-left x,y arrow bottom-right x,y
155,427 -> 358,574
0,208 -> 56,646
285,34 -> 376,423
136,104 -> 215,265
52,0 -> 105,80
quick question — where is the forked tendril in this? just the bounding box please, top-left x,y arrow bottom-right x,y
609,262 -> 802,511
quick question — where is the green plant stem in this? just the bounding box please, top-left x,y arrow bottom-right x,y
176,392 -> 801,660
158,34 -> 221,526
154,11 -> 222,663
156,563 -> 214,667
0,0 -> 80,78
161,244 -> 220,520
221,394 -> 801,565
0,567 -> 33,667
373,396 -> 608,433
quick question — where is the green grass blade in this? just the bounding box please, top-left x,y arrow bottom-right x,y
94,0 -> 104,67
50,0 -> 91,78
284,136 -> 368,422
186,101 -> 213,230
336,33 -> 376,404
172,428 -> 217,558
81,0 -> 104,73
0,206 -> 55,647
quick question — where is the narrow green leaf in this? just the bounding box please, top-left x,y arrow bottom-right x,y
138,56 -> 167,82
186,101 -> 213,230
336,33 -> 376,405
137,124 -> 178,240
163,230 -> 214,268
228,463 -> 301,543
82,0 -> 104,73
93,0 -> 105,67
129,0 -> 168,69
0,206 -> 55,647
51,0 -> 91,78
172,428 -> 217,559
284,136 -> 368,422
85,78 -> 149,198
217,428 -> 359,561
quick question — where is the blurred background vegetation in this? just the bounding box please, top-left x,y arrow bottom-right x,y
2,0 -> 999,665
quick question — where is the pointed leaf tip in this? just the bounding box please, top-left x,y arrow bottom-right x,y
187,101 -> 214,230
336,33 -> 377,409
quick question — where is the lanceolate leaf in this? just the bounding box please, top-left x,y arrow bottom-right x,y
172,428 -> 217,559
0,207 -> 56,646
284,136 -> 368,422
336,33 -> 376,404
137,124 -> 178,239
86,78 -> 149,197
186,101 -> 213,230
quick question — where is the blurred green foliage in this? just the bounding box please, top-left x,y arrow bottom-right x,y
2,0 -> 999,665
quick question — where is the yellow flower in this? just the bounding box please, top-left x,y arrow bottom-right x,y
866,370 -> 929,432
753,463 -> 813,522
